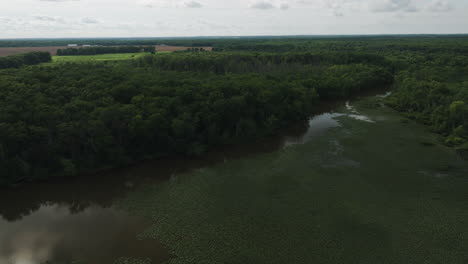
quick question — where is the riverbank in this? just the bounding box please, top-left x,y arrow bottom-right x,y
2,94 -> 467,264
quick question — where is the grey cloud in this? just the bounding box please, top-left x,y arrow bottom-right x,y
370,0 -> 418,12
426,0 -> 452,12
39,0 -> 79,2
34,16 -> 57,21
404,5 -> 419,12
33,16 -> 66,23
1,17 -> 73,34
1,16 -> 102,34
80,17 -> 99,24
333,10 -> 344,16
33,16 -> 100,26
250,1 -> 275,10
138,0 -> 203,9
250,1 -> 291,10
280,3 -> 289,10
196,19 -> 231,30
184,1 -> 203,8
137,0 -> 172,8
325,0 -> 345,17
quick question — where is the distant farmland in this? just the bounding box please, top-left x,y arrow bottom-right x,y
0,46 -> 68,56
0,45 -> 213,57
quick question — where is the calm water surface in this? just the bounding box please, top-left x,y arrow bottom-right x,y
0,89 -> 388,264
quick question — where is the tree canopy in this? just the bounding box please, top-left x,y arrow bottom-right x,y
1,35 -> 468,186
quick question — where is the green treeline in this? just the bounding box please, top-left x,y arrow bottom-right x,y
0,52 -> 392,186
0,52 -> 51,69
135,52 -> 393,98
135,52 -> 391,72
387,53 -> 468,147
176,47 -> 209,53
56,46 -> 155,56
1,35 -> 468,51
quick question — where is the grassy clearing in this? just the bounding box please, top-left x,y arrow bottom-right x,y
50,53 -> 150,63
44,51 -> 173,65
120,96 -> 468,264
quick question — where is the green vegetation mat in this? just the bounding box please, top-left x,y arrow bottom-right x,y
120,99 -> 468,264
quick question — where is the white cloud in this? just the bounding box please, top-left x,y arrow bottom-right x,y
0,0 -> 466,37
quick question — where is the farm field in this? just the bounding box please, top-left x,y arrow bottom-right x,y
0,46 -> 69,56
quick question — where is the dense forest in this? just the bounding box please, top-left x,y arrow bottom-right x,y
57,46 -> 155,56
0,52 -> 51,69
1,35 -> 468,50
384,46 -> 468,151
388,67 -> 468,146
0,51 -> 392,185
0,36 -> 467,186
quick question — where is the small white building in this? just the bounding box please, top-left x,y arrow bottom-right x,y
67,44 -> 78,47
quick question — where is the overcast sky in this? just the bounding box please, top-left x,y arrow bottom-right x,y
1,0 -> 467,38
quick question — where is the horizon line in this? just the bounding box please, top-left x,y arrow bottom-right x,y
1,33 -> 468,40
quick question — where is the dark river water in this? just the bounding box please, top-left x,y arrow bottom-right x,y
0,89 -> 389,264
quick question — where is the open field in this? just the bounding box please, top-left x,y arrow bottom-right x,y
0,46 -> 69,56
51,53 -> 150,63
0,45 -> 212,57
